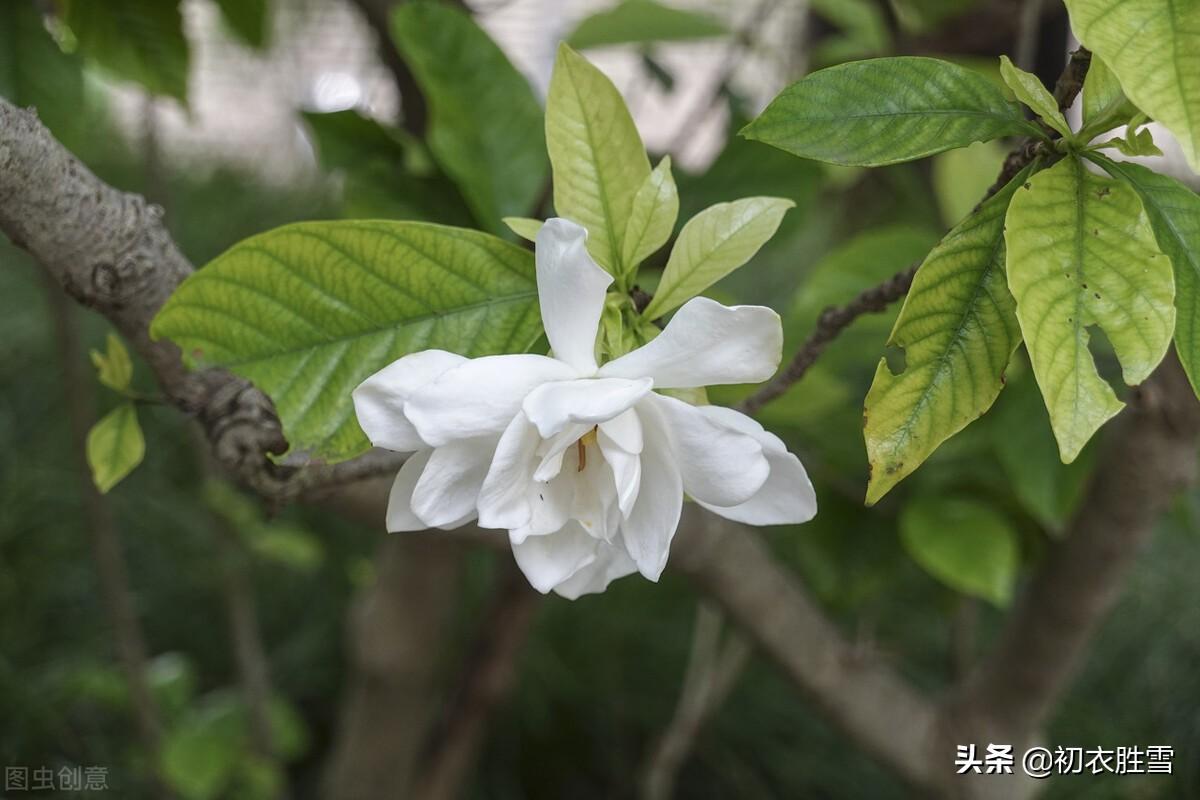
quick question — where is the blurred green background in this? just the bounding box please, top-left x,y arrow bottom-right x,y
2,0 -> 1197,798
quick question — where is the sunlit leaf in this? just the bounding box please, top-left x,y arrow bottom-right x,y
546,43 -> 650,276
998,55 -> 1070,137
503,217 -> 543,242
90,332 -> 134,393
566,0 -> 726,49
86,403 -> 144,494
1005,156 -> 1174,462
643,197 -> 793,319
151,222 -> 542,462
1092,154 -> 1200,401
621,156 -> 678,279
65,0 -> 190,104
392,3 -> 547,233
1065,0 -> 1200,171
1080,54 -> 1137,135
742,57 -> 1041,167
864,165 -> 1031,505
900,495 -> 1019,607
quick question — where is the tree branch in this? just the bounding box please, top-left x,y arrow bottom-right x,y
0,98 -> 390,500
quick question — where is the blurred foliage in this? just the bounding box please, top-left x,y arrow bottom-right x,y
0,1 -> 1197,798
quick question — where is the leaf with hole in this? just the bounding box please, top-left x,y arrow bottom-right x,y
864,165 -> 1032,505
151,221 -> 543,463
742,57 -> 1042,166
546,44 -> 650,277
643,197 -> 793,319
1004,156 -> 1174,462
1065,0 -> 1200,171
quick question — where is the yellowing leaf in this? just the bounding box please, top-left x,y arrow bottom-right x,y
621,156 -> 678,279
643,197 -> 793,319
998,55 -> 1071,137
546,44 -> 650,277
1065,0 -> 1200,171
1005,156 -> 1175,462
864,165 -> 1030,504
86,403 -> 145,494
1080,54 -> 1137,135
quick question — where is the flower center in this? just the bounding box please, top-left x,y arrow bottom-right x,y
576,426 -> 599,472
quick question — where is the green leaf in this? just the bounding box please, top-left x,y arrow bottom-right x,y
0,1 -> 86,143
392,3 -> 547,232
247,524 -> 323,573
1005,156 -> 1175,462
1104,127 -> 1162,158
566,0 -> 726,49
1080,54 -> 1137,134
899,495 -> 1019,607
546,43 -> 650,277
1064,0 -> 1200,171
91,332 -> 134,393
162,710 -> 239,800
65,0 -> 190,104
1091,154 -> 1200,401
931,140 -> 1008,227
742,57 -> 1041,167
301,110 -> 472,225
863,166 -> 1031,505
998,55 -> 1071,138
212,0 -> 268,49
620,156 -> 678,279
989,366 -> 1094,532
643,197 -> 793,319
502,217 -> 543,242
151,221 -> 543,462
86,403 -> 144,494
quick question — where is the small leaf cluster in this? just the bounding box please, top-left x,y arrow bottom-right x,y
86,333 -> 145,494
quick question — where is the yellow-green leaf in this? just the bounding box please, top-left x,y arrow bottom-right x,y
643,197 -> 793,319
1080,54 -> 1137,135
151,221 -> 543,463
1065,0 -> 1200,170
502,217 -> 543,242
1005,156 -> 1175,462
998,55 -> 1071,138
91,332 -> 134,393
621,156 -> 678,280
546,44 -> 650,276
864,165 -> 1031,505
86,403 -> 145,494
567,0 -> 726,49
1092,154 -> 1200,401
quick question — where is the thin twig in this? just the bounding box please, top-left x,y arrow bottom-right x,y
640,604 -> 752,800
739,47 -> 1093,417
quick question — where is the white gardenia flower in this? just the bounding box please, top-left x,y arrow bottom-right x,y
353,218 -> 816,598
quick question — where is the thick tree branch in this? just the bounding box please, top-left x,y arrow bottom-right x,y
0,98 -> 391,500
949,356 -> 1200,738
670,506 -> 943,790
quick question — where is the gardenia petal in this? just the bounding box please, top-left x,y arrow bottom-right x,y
476,413 -> 542,531
619,401 -> 683,580
536,218 -> 613,374
405,354 -> 577,447
599,298 -> 783,388
553,535 -> 639,599
385,450 -> 432,532
598,430 -> 641,516
648,394 -> 769,508
510,520 -> 602,594
522,377 -> 653,438
410,436 -> 496,528
695,406 -> 818,526
353,350 -> 466,452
